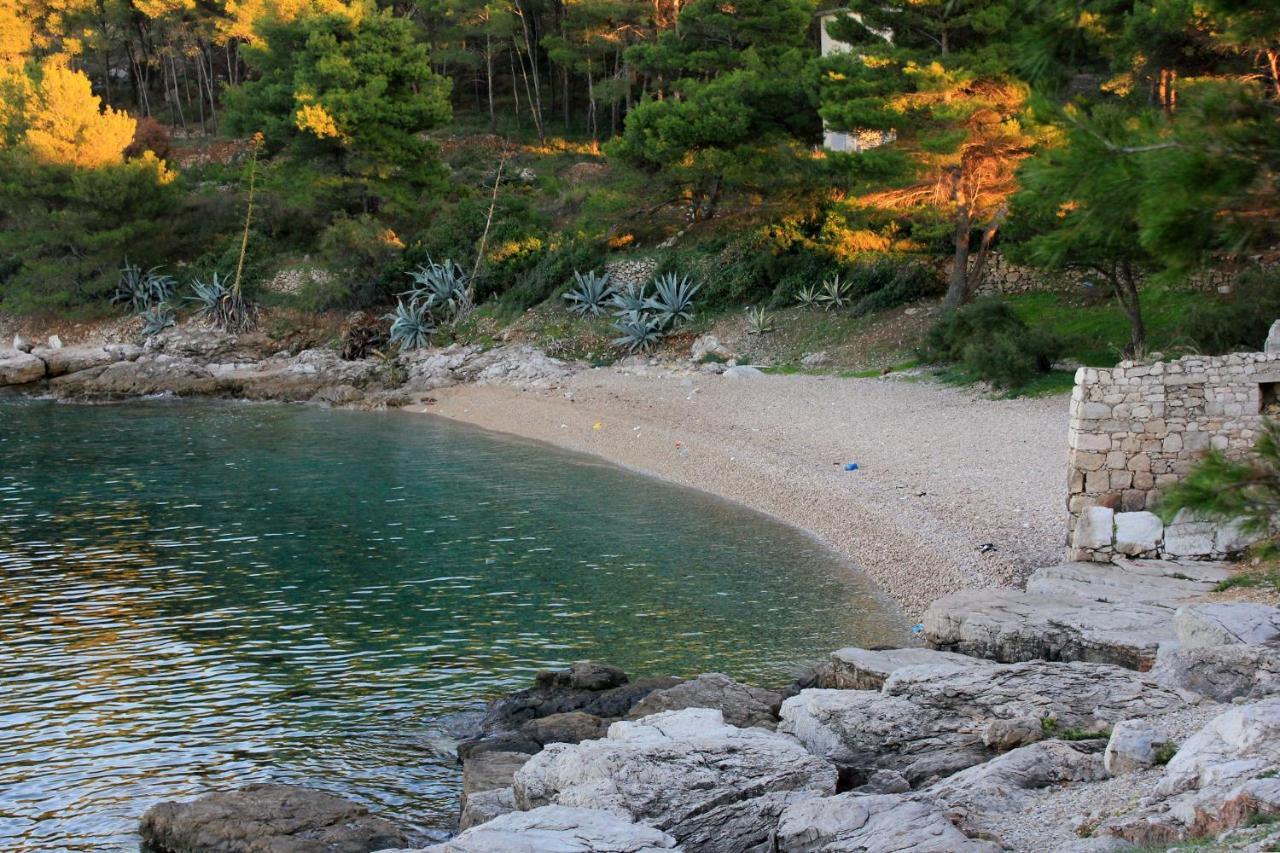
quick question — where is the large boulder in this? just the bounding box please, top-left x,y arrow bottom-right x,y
779,660 -> 1186,786
522,711 -> 609,746
0,348 -> 46,386
514,708 -> 837,852
460,750 -> 530,829
1103,698 -> 1280,845
624,673 -> 782,730
1104,719 -> 1171,775
773,793 -> 1000,853
139,784 -> 408,853
926,739 -> 1106,819
423,806 -> 679,852
923,560 -> 1231,670
825,647 -> 993,691
32,344 -> 141,378
1174,603 -> 1280,649
1150,642 -> 1280,702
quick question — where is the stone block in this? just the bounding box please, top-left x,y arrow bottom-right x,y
1164,517 -> 1216,558
1110,470 -> 1134,490
1114,512 -> 1163,557
1072,432 -> 1112,452
1073,506 -> 1115,551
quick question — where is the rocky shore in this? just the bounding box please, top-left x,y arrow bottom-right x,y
134,558 -> 1280,853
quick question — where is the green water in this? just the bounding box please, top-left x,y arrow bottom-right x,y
0,400 -> 903,851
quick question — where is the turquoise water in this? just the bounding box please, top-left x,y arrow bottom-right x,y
0,400 -> 902,851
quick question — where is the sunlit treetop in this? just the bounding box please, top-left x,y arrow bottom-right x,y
218,0 -> 359,44
23,58 -> 136,168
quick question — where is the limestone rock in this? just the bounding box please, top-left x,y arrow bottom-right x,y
1026,559 -> 1229,605
982,716 -> 1044,751
773,793 -> 1000,852
853,769 -> 911,795
462,750 -> 530,810
33,344 -> 141,378
426,806 -> 679,852
1164,514 -> 1217,558
723,365 -> 764,380
513,708 -> 836,852
1175,603 -> 1280,649
826,647 -> 992,691
1266,319 -> 1280,353
926,740 -> 1106,820
1104,720 -> 1171,775
522,711 -> 608,746
690,335 -> 731,362
46,334 -> 63,349
12,335 -> 31,352
624,673 -> 782,730
1151,642 -> 1280,702
800,351 -> 830,368
1104,699 -> 1280,845
0,349 -> 46,386
924,587 -> 1176,670
1074,506 -> 1115,550
779,661 -> 1185,786
139,784 -> 408,853
458,787 -> 516,831
1114,512 -> 1163,556
540,661 -> 629,692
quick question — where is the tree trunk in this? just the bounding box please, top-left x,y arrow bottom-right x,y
1113,262 -> 1146,356
944,199 -> 972,308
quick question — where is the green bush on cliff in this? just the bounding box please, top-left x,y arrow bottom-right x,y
920,300 -> 1064,389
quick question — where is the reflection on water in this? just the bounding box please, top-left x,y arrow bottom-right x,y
0,400 -> 902,851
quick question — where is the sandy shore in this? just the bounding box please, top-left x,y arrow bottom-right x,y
411,365 -> 1071,617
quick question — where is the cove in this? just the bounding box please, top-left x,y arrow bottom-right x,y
0,400 -> 903,851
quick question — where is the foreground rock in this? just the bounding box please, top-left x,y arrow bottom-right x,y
773,793 -> 1000,852
0,348 -> 46,385
623,673 -> 782,730
421,806 -> 679,852
924,559 -> 1232,670
823,646 -> 993,691
1151,641 -> 1280,702
780,659 -> 1186,785
1102,698 -> 1280,845
514,708 -> 837,852
139,784 -> 408,853
1175,603 -> 1280,648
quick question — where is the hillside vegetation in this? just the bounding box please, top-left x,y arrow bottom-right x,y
0,0 -> 1277,390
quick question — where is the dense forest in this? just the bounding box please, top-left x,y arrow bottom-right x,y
0,0 -> 1276,366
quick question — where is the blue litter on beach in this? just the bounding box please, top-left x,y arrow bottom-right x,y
911,623 -> 924,634
844,463 -> 860,471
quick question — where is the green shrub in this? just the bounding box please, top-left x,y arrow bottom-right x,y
848,259 -> 943,314
921,300 -> 1064,389
1183,269 -> 1280,355
491,236 -> 604,314
315,214 -> 405,308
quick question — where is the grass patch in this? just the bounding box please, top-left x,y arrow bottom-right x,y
1004,286 -> 1206,366
1154,742 -> 1178,765
1215,569 -> 1280,593
933,366 -> 1077,398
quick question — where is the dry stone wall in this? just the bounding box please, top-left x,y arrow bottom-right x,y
1067,352 -> 1280,561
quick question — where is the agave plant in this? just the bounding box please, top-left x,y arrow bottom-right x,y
406,259 -> 468,320
611,316 -> 664,353
564,270 -> 615,317
645,272 -> 701,328
795,283 -> 821,309
818,275 -> 851,311
610,283 -> 649,322
113,261 -> 176,313
385,299 -> 436,352
190,272 -> 257,333
139,304 -> 176,338
746,305 -> 775,335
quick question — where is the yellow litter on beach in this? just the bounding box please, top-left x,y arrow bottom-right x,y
593,421 -> 604,430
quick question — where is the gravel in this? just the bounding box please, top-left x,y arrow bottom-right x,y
419,364 -> 1070,617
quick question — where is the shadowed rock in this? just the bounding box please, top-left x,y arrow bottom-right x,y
624,673 -> 782,730
139,784 -> 408,853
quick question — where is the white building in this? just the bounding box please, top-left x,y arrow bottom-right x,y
817,8 -> 896,153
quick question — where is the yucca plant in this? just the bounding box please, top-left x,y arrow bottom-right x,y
818,275 -> 851,311
610,283 -> 649,322
611,316 -> 664,353
385,299 -> 436,352
795,283 -> 821,309
564,270 -> 615,317
406,259 -> 468,320
746,305 -> 775,335
139,304 -> 176,338
190,272 -> 257,333
113,261 -> 176,313
645,272 -> 701,328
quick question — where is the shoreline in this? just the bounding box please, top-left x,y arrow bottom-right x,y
412,365 -> 1071,616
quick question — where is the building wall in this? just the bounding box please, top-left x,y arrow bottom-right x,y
1065,351 -> 1280,560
